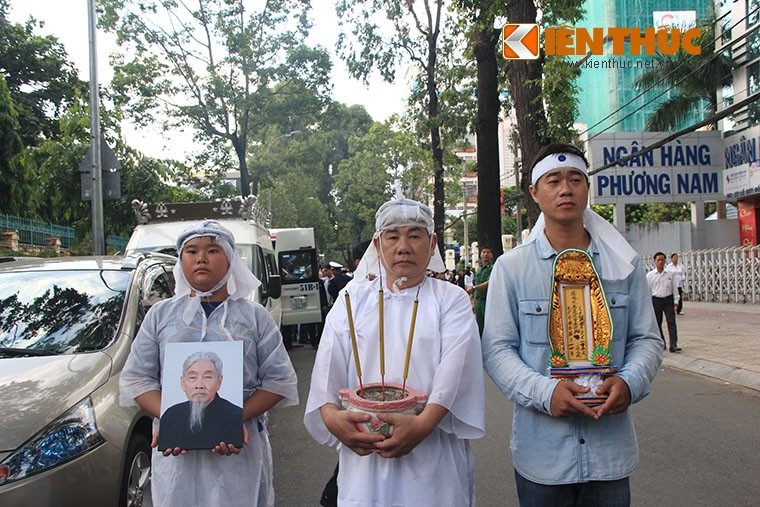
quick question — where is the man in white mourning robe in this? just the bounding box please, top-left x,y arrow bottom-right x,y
304,195 -> 486,507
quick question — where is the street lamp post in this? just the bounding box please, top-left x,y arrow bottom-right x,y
267,130 -> 302,154
462,178 -> 469,269
515,157 -> 522,243
87,0 -> 104,255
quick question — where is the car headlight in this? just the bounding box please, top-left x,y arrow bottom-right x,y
0,397 -> 105,486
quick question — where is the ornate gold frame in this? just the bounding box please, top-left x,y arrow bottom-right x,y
548,249 -> 613,368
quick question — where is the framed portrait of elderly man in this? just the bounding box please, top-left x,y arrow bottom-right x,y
157,341 -> 244,451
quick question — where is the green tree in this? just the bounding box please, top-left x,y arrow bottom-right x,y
501,0 -> 584,226
255,101 -> 379,261
336,0 -> 463,255
100,0 -> 332,197
0,74 -> 24,214
332,121 -> 434,258
11,95 -> 201,239
319,103 -> 374,173
592,203 -> 694,224
0,1 -> 84,145
635,19 -> 732,131
451,1 -> 504,257
268,173 -> 334,257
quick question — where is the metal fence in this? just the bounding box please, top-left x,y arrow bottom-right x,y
1,214 -> 76,249
1,213 -> 127,252
642,246 -> 760,304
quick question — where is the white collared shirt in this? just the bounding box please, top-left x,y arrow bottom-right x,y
646,268 -> 678,302
665,262 -> 685,288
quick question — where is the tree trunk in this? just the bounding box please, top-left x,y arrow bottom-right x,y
232,134 -> 251,197
473,24 -> 503,258
426,36 -> 446,258
504,0 -> 546,228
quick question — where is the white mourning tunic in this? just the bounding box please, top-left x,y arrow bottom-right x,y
120,296 -> 298,507
304,277 -> 485,507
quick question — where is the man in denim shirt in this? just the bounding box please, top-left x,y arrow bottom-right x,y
482,143 -> 663,507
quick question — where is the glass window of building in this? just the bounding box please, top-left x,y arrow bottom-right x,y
749,61 -> 760,95
723,83 -> 735,107
749,28 -> 760,60
719,0 -> 732,44
748,61 -> 760,126
749,0 -> 760,27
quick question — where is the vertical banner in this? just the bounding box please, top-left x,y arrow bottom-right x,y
738,201 -> 758,247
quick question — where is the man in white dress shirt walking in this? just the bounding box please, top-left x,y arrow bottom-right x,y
646,251 -> 681,352
666,253 -> 685,315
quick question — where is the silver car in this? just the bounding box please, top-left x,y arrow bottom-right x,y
0,254 -> 177,506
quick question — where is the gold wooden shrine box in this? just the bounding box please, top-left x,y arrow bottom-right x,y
548,249 -> 616,406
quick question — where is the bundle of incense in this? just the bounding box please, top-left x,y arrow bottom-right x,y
344,292 -> 364,397
378,283 -> 385,400
401,284 -> 422,397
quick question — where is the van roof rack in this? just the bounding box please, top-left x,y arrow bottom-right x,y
131,196 -> 270,226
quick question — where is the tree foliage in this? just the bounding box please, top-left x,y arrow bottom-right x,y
7,93 -> 201,239
635,18 -> 733,131
253,100 -> 378,261
99,0 -> 332,197
331,121 -> 435,261
0,74 -> 24,214
0,2 -> 84,145
499,0 -> 584,226
336,0 -> 469,255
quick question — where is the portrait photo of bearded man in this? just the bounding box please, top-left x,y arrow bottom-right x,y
157,349 -> 243,451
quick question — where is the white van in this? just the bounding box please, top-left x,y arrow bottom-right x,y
269,227 -> 321,327
125,199 -> 283,325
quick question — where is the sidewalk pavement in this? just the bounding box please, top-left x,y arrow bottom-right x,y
660,301 -> 760,392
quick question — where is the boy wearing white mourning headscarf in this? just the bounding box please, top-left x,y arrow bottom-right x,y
120,220 -> 297,507
304,196 -> 485,506
482,143 -> 663,506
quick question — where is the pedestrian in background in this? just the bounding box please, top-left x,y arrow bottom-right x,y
327,262 -> 351,302
467,246 -> 494,335
456,267 -> 467,291
666,253 -> 686,315
647,251 -> 682,352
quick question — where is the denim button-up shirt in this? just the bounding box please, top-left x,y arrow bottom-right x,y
482,233 -> 663,485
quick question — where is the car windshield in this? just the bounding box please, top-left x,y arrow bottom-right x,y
0,270 -> 130,355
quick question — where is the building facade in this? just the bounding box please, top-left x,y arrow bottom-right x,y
717,0 -> 760,246
576,0 -> 713,134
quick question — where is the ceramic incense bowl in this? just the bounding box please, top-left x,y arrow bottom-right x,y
338,382 -> 428,437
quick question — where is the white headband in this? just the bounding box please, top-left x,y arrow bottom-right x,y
352,197 -> 444,286
172,220 -> 261,339
374,198 -> 435,235
531,152 -> 588,185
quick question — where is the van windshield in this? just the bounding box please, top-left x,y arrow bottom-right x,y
0,270 -> 130,355
279,250 -> 318,283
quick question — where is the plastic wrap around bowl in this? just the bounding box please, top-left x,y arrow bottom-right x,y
338,382 -> 428,437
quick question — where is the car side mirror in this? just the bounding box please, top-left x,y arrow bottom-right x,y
266,274 -> 282,300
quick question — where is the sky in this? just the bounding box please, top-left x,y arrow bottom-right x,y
7,0 -> 409,161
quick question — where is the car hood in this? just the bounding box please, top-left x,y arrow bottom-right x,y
0,353 -> 112,452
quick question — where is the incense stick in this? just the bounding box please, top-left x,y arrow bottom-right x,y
401,283 -> 422,397
375,259 -> 386,400
378,274 -> 385,400
344,292 -> 364,397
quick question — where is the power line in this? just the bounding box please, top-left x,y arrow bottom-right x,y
579,9 -> 742,136
578,7 -> 758,138
589,91 -> 760,176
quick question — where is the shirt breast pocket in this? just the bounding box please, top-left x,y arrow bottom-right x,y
518,299 -> 551,346
606,293 -> 629,342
